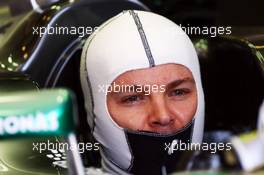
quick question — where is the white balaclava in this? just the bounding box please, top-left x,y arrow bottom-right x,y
80,10 -> 204,175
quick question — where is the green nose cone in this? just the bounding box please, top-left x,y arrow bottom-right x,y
0,89 -> 76,139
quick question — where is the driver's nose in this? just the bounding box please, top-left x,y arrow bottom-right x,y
148,95 -> 175,132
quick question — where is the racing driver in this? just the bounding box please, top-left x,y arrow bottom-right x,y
80,10 -> 205,175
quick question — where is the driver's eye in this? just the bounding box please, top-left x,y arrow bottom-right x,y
168,89 -> 190,97
121,95 -> 144,104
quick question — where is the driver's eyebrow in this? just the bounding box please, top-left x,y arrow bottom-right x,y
166,77 -> 195,90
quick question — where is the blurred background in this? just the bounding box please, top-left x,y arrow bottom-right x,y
1,0 -> 264,38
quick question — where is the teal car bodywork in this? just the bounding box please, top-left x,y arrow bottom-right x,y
0,88 -> 82,175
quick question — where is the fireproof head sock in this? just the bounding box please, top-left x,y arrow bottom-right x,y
80,10 -> 204,174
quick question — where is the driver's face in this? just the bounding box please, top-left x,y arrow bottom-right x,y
107,63 -> 197,134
